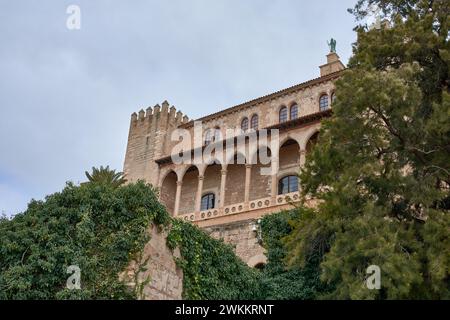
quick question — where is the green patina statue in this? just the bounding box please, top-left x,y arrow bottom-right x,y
327,38 -> 337,53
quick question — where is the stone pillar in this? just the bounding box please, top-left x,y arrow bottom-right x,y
244,164 -> 252,205
195,175 -> 204,212
270,156 -> 279,204
299,149 -> 307,167
174,181 -> 183,216
220,169 -> 227,208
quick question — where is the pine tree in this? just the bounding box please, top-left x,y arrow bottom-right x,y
286,0 -> 449,299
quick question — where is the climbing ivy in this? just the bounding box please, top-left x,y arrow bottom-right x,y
0,180 -> 170,300
167,209 -> 329,300
258,209 -> 331,300
167,219 -> 262,300
1,178 -> 327,300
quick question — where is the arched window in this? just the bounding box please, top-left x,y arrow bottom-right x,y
205,128 -> 221,145
331,92 -> 336,104
201,193 -> 215,211
241,117 -> 249,132
319,94 -> 329,111
279,106 -> 288,123
278,175 -> 299,195
290,104 -> 298,120
204,129 -> 213,145
250,114 -> 259,130
213,127 -> 221,142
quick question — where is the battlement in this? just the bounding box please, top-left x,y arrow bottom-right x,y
130,100 -> 190,126
124,100 -> 191,186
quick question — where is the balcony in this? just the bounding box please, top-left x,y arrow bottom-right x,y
178,191 -> 301,223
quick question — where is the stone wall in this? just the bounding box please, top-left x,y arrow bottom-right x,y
121,225 -> 183,300
205,219 -> 266,267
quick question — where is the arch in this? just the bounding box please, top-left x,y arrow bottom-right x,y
331,91 -> 336,105
300,128 -> 320,151
160,170 -> 178,216
279,135 -> 301,151
247,254 -> 267,268
179,166 -> 200,215
305,131 -> 319,154
254,263 -> 266,270
279,106 -> 288,123
159,168 -> 180,187
279,139 -> 301,170
178,164 -> 201,182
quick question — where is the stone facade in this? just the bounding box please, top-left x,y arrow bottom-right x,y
123,51 -> 345,270
121,225 -> 183,300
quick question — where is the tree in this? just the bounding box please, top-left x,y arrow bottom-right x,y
285,0 -> 449,299
0,180 -> 169,299
85,166 -> 127,188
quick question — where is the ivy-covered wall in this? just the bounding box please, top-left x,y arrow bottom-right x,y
167,219 -> 262,300
0,181 -> 170,300
0,180 -> 325,300
167,209 -> 328,300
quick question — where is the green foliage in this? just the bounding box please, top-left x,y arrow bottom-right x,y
258,210 -> 330,300
0,181 -> 169,300
85,165 -> 127,188
167,219 -> 262,300
285,0 -> 449,299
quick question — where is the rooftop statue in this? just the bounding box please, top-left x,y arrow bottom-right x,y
327,38 -> 337,53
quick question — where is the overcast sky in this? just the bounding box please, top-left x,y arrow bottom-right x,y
0,0 -> 358,217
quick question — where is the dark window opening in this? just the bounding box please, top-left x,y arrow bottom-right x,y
278,175 -> 299,195
201,193 -> 215,211
241,118 -> 249,132
290,104 -> 298,119
250,115 -> 259,130
319,95 -> 329,111
279,107 -> 288,123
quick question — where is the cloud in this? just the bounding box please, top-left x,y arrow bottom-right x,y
0,0 -> 357,216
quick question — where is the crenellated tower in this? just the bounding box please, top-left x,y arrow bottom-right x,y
123,100 -> 190,186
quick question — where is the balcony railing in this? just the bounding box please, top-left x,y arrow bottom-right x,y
178,191 -> 301,222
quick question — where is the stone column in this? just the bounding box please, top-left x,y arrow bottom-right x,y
270,156 -> 279,204
195,175 -> 204,212
174,181 -> 183,216
244,164 -> 252,205
220,169 -> 227,208
299,149 -> 307,167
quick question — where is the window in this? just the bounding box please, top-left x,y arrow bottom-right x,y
213,127 -> 221,142
278,175 -> 299,195
204,129 -> 213,145
331,92 -> 336,104
290,104 -> 298,120
319,94 -> 329,111
201,193 -> 215,211
241,117 -> 249,132
279,107 -> 288,123
204,128 -> 221,145
250,114 -> 259,130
